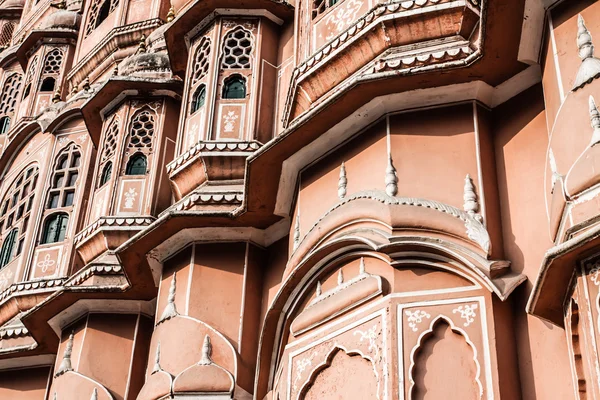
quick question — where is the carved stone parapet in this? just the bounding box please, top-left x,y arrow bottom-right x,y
74,216 -> 155,264
0,277 -> 65,304
283,0 -> 481,124
66,18 -> 163,87
167,141 -> 260,200
167,190 -> 244,213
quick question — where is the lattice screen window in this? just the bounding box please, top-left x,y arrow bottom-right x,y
222,28 -> 252,69
0,166 -> 39,267
127,110 -> 155,151
0,72 -> 22,116
85,0 -> 119,37
42,48 -> 64,74
0,22 -> 15,48
46,145 -> 81,211
312,0 -> 340,19
192,37 -> 211,83
23,56 -> 38,99
101,117 -> 119,163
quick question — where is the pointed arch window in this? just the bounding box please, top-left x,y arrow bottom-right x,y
0,165 -> 39,267
40,213 -> 68,244
22,57 -> 38,101
192,37 -> 211,83
0,117 -> 10,135
46,145 -> 80,210
0,72 -> 23,128
38,48 -> 64,95
40,77 -> 56,92
0,22 -> 14,49
190,84 -> 206,114
99,161 -> 112,187
125,153 -> 147,175
222,75 -> 246,99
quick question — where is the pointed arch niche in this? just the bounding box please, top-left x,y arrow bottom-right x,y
257,234 -> 522,400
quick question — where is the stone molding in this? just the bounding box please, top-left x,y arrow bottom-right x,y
67,265 -> 124,286
0,277 -> 65,304
74,216 -> 156,245
167,191 -> 244,213
166,140 -> 260,175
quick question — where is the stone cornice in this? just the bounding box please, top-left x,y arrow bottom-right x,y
68,265 -> 124,286
166,140 -> 260,174
74,216 -> 156,245
67,18 -> 163,87
167,190 -> 244,213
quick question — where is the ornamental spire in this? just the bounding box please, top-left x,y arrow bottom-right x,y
385,154 -> 398,196
158,273 -> 178,324
316,281 -> 322,296
199,335 -> 212,365
338,162 -> 347,199
359,257 -> 366,274
590,96 -> 600,146
55,331 -> 74,377
293,213 -> 301,250
166,5 -> 175,22
337,269 -> 344,286
573,14 -> 600,90
90,388 -> 98,400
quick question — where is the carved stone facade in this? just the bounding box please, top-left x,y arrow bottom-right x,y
0,0 -> 595,399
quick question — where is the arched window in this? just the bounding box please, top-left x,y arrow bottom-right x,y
0,22 -> 14,49
40,213 -> 68,244
222,75 -> 246,99
46,145 -> 80,210
0,72 -> 23,121
221,28 -> 252,69
22,56 -> 38,101
125,153 -> 147,175
99,161 -> 112,187
0,229 -> 17,268
42,49 -> 63,75
101,117 -> 119,163
128,110 -> 154,151
85,0 -> 119,37
192,37 -> 211,83
0,165 -> 39,267
190,85 -> 206,114
0,117 -> 10,135
40,77 -> 56,92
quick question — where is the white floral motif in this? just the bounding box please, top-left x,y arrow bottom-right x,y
588,262 -> 600,285
293,352 -> 318,392
353,324 -> 380,360
453,304 -> 478,327
405,310 -> 431,332
77,134 -> 88,144
124,188 -> 138,209
37,254 -> 56,273
324,0 -> 363,40
188,123 -> 199,147
58,137 -> 69,146
0,268 -> 13,291
223,111 -> 238,133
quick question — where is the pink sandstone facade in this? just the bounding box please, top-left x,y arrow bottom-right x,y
0,0 -> 598,398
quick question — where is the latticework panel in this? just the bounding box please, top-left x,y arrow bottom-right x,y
43,48 -> 64,75
222,28 -> 252,69
192,37 -> 211,83
101,118 -> 119,162
0,73 -> 22,115
85,0 -> 119,37
0,22 -> 14,48
128,110 -> 155,150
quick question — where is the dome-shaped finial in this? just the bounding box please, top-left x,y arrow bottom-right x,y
385,154 -> 398,196
82,77 -> 90,92
338,162 -> 347,199
578,14 -> 594,60
90,388 -> 98,400
166,5 -> 175,22
151,342 -> 162,374
137,34 -> 147,54
52,87 -> 61,103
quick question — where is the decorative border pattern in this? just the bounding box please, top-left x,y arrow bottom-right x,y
0,277 -> 66,303
74,216 -> 155,244
166,140 -> 261,174
168,191 -> 244,212
68,265 -> 124,286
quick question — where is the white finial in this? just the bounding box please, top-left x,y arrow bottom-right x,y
573,14 -> 600,90
589,96 -> 600,146
385,154 -> 398,196
151,342 -> 162,374
199,335 -> 212,365
463,174 -> 479,215
316,281 -> 322,296
90,388 -> 98,400
55,331 -> 74,376
53,392 -> 57,400
359,258 -> 366,274
158,273 -> 178,324
337,269 -> 344,286
338,162 -> 347,199
293,213 -> 301,250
